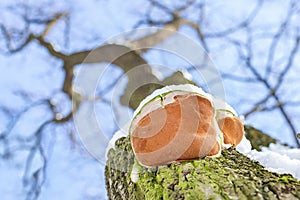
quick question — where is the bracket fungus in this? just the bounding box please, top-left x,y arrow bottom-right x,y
130,84 -> 244,167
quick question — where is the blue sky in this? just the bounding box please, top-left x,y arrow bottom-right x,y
1,0 -> 300,199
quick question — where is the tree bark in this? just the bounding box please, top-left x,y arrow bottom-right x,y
105,127 -> 300,199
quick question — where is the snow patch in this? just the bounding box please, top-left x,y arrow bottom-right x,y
105,123 -> 130,161
180,69 -> 193,80
130,165 -> 139,183
133,84 -> 213,120
213,97 -> 238,116
238,142 -> 300,180
236,136 -> 252,154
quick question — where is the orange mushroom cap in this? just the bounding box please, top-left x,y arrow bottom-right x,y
129,84 -> 244,167
131,91 -> 221,167
217,116 -> 244,147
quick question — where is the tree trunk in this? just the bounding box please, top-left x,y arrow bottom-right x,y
105,127 -> 300,199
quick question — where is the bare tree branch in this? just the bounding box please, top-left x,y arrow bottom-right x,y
204,0 -> 263,38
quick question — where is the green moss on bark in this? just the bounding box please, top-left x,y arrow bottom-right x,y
105,137 -> 300,200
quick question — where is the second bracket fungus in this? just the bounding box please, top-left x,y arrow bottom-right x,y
130,84 -> 244,167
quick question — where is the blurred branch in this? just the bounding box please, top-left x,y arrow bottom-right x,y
23,120 -> 51,200
0,23 -> 32,53
273,34 -> 300,91
221,73 -> 258,83
204,0 -> 263,38
0,100 -> 49,144
129,19 -> 182,51
0,11 -> 68,54
41,13 -> 68,38
32,34 -> 66,59
264,2 -> 295,78
241,24 -> 300,147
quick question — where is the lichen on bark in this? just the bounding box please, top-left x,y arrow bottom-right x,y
105,136 -> 300,200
